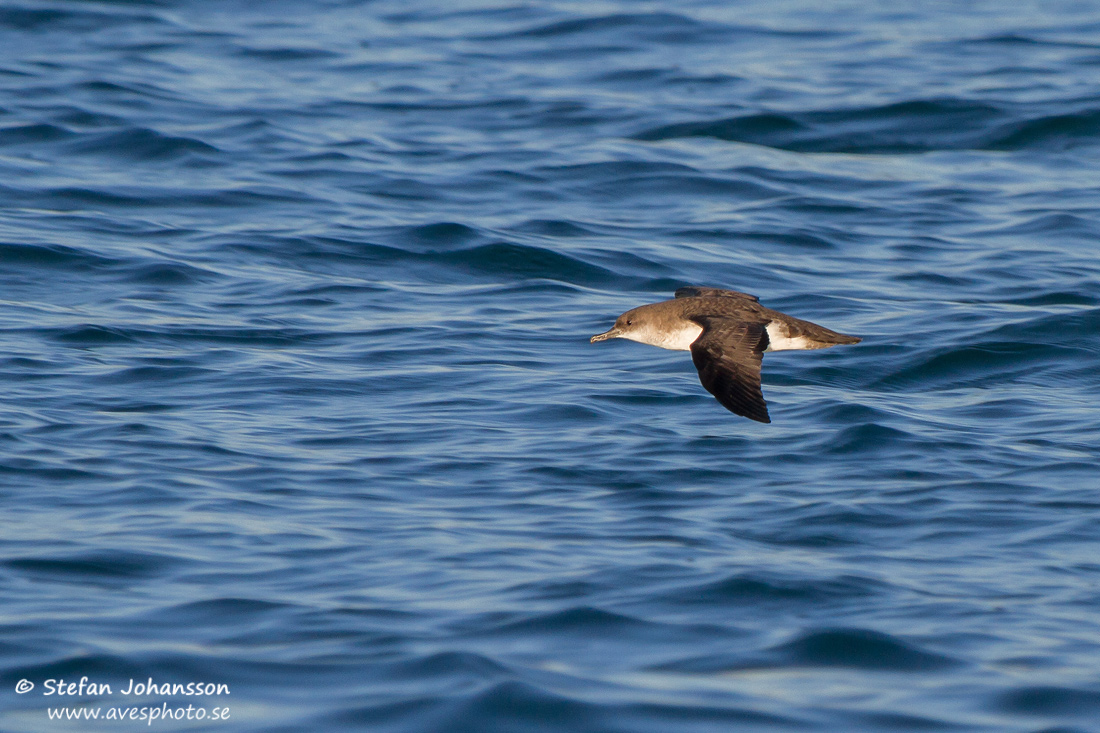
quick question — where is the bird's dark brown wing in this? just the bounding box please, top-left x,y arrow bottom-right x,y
675,286 -> 759,302
688,317 -> 771,423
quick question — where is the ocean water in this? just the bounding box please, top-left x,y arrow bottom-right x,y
2,0 -> 1100,731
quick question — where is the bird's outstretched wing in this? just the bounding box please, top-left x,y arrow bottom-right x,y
687,317 -> 770,423
675,286 -> 759,302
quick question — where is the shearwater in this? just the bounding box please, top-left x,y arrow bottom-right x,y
590,286 -> 861,423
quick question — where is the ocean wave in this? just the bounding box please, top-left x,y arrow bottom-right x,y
66,127 -> 219,161
636,99 -> 1100,153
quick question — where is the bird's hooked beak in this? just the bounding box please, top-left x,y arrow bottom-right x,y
590,326 -> 622,343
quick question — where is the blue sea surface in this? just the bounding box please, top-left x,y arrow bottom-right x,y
2,1 -> 1100,731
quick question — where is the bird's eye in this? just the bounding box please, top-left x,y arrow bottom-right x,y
626,319 -> 632,325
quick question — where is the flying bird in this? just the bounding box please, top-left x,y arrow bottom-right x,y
590,286 -> 861,423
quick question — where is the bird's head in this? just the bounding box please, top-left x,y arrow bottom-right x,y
590,307 -> 647,344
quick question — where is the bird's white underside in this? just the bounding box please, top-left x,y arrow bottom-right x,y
764,322 -> 815,351
621,321 -> 701,350
621,320 -> 814,352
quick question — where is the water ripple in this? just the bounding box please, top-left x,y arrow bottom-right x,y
2,1 -> 1100,732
